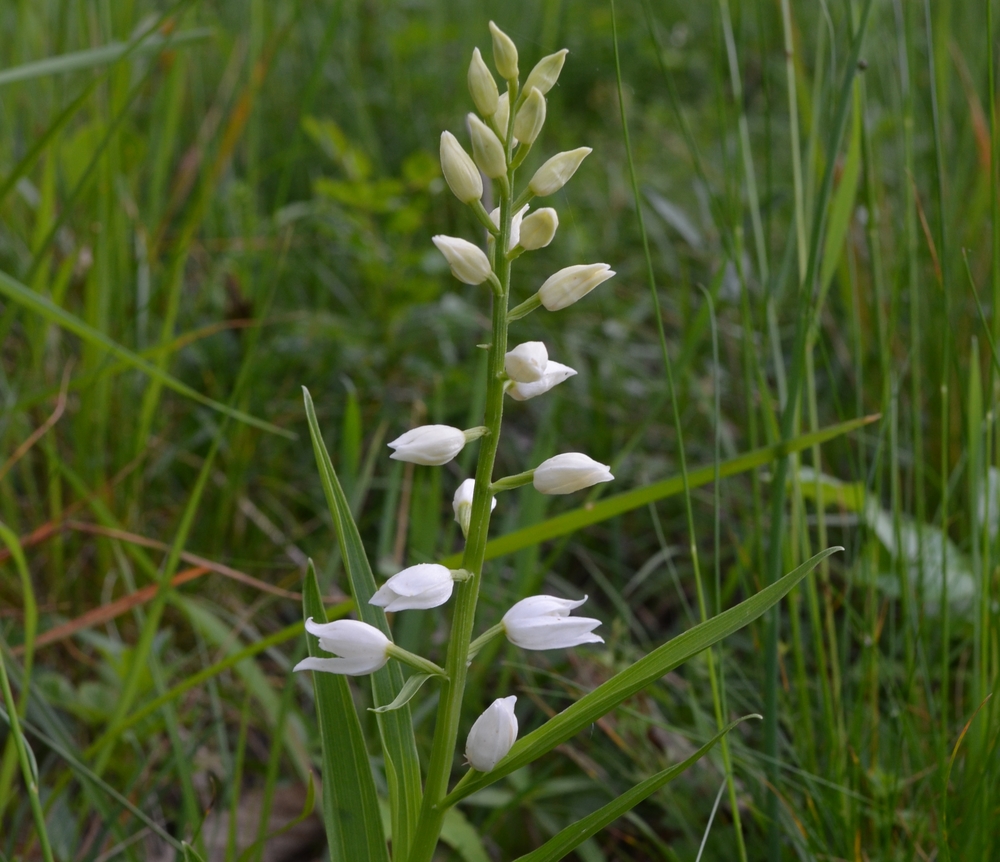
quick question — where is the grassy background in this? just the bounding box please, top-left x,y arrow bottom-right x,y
1,0 -> 998,859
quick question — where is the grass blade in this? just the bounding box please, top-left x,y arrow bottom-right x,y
443,547 -> 841,805
0,29 -> 213,87
302,562 -> 389,862
512,716 -> 759,862
0,269 -> 292,438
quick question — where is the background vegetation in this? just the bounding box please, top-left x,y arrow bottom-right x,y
1,0 -> 998,859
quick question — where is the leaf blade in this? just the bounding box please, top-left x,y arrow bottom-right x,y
302,387 -> 422,859
302,563 -> 389,862
444,547 -> 841,805
512,717 -> 758,862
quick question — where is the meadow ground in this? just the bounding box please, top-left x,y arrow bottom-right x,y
1,1 -> 998,859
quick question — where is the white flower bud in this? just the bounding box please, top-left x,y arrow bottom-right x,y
370,563 -> 455,611
294,618 -> 391,676
468,47 -> 499,117
532,453 -> 613,494
440,131 -> 483,205
507,361 -> 576,401
502,595 -> 603,650
489,21 -> 519,81
513,87 -> 546,145
453,478 -> 497,536
538,263 -> 614,311
489,203 -> 529,252
518,208 -> 558,250
524,49 -> 569,95
466,696 -> 518,772
388,424 -> 467,466
528,147 -> 592,197
504,341 -> 548,382
494,92 -> 515,143
432,235 -> 493,285
468,114 -> 507,179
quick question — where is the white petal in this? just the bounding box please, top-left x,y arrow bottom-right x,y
293,654 -> 388,676
507,361 -> 576,401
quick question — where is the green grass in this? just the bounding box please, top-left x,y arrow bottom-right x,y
0,0 -> 998,859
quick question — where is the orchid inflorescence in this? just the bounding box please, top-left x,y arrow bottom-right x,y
296,22 -> 615,857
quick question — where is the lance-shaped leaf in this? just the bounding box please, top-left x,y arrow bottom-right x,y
302,387 -> 422,859
302,563 -> 389,862
512,716 -> 758,862
444,547 -> 840,805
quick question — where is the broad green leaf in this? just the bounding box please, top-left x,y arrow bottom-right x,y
442,415 -> 874,567
302,387 -> 422,859
302,563 -> 389,862
0,29 -> 213,87
0,269 -> 292,438
370,673 -> 438,714
443,547 -> 840,805
512,717 -> 757,862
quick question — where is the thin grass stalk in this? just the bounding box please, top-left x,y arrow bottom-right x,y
920,4 -> 954,823
761,3 -> 875,852
781,6 -> 843,775
718,0 -> 769,286
0,647 -> 55,862
804,350 -> 841,764
0,522 -> 37,817
611,2 -> 747,858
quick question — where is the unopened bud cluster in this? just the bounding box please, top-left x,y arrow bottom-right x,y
298,22 -> 616,782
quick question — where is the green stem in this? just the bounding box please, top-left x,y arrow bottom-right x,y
507,293 -> 541,322
468,623 -> 505,660
406,94 -> 518,862
0,647 -> 55,862
387,645 -> 448,678
490,470 -> 534,493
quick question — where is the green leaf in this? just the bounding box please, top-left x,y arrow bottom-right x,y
302,387 -> 422,860
302,563 -> 389,862
0,269 -> 292,438
441,416 -> 874,567
369,673 -> 437,714
443,547 -> 841,805
512,717 -> 758,862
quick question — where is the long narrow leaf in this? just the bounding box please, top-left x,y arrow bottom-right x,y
443,547 -> 841,805
0,29 -> 213,87
442,416 -> 874,566
302,387 -> 422,859
0,269 -> 292,438
302,563 -> 389,862
513,716 -> 757,862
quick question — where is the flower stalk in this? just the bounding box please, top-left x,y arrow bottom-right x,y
407,89 -> 517,862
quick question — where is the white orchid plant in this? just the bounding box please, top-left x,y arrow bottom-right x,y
296,22 -> 839,862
